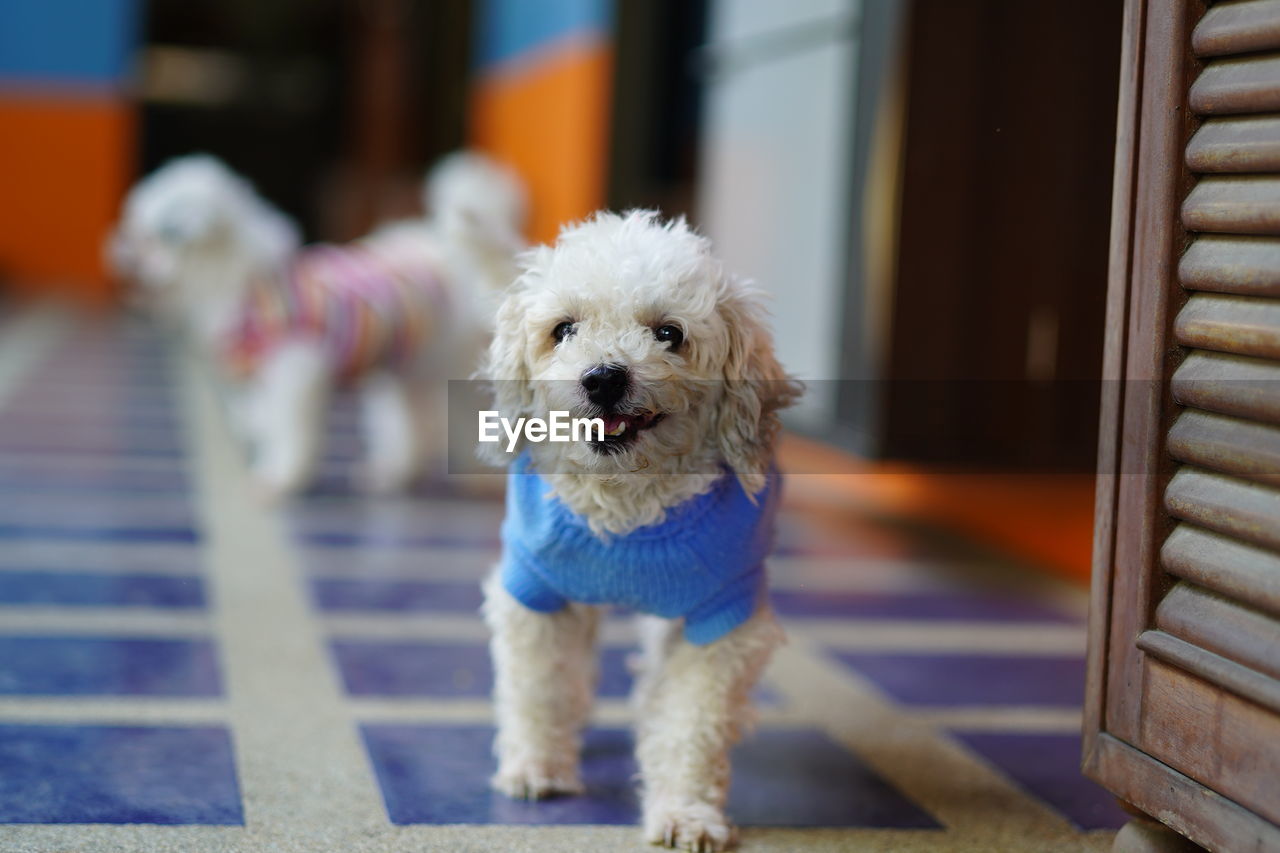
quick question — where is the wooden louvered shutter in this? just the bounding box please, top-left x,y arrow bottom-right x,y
1085,1 -> 1280,850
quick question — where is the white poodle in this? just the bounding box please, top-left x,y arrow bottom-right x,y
108,151 -> 526,497
481,211 -> 801,850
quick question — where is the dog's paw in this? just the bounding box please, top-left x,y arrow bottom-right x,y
645,801 -> 737,852
252,460 -> 309,503
491,761 -> 583,801
252,476 -> 293,506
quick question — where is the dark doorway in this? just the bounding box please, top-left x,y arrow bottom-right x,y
872,0 -> 1123,473
139,0 -> 471,241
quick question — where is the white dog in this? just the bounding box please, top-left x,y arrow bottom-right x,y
109,152 -> 526,497
481,211 -> 800,850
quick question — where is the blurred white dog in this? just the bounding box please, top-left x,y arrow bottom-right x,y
481,211 -> 800,851
109,152 -> 525,497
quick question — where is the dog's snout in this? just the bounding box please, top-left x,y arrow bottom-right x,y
581,364 -> 629,408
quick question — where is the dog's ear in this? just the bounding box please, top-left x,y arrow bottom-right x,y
477,265 -> 538,464
713,282 -> 802,495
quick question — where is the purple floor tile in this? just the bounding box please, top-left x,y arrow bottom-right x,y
301,547 -> 497,580
301,531 -> 500,549
0,524 -> 198,544
0,505 -> 196,528
0,411 -> 179,434
364,725 -> 638,825
312,579 -> 484,613
773,589 -> 1078,623
0,544 -> 202,575
0,637 -> 222,696
362,725 -> 938,828
331,639 -> 781,705
0,724 -> 242,824
0,465 -> 188,491
0,441 -> 183,459
729,728 -> 939,828
831,652 -> 1085,707
953,731 -> 1128,830
0,480 -> 189,497
332,641 -> 634,697
0,571 -> 205,608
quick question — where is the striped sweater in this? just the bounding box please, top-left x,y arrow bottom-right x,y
221,230 -> 446,381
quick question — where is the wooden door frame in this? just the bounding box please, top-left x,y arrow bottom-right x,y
1083,0 -> 1277,847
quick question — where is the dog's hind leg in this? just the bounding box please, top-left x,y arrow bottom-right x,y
249,338 -> 330,499
357,370 -> 423,494
482,573 -> 600,800
635,608 -> 784,852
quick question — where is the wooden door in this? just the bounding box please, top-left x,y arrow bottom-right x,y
1086,0 -> 1280,850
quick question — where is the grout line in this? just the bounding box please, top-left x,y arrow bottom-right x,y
767,631 -> 1080,841
345,698 -> 804,728
0,822 -> 1112,853
0,697 -> 228,726
177,349 -> 391,842
0,306 -> 69,410
321,613 -> 637,645
790,620 -> 1086,655
910,707 -> 1083,733
321,612 -> 1087,656
0,607 -> 211,636
0,450 -> 187,472
343,696 -> 1082,734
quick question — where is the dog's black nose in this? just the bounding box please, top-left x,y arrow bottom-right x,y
581,364 -> 629,408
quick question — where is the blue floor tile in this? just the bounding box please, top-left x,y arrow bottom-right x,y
312,579 -> 484,613
0,442 -> 184,459
332,641 -> 633,697
0,525 -> 198,544
0,571 -> 205,608
318,577 -> 1080,624
0,468 -> 189,492
0,481 -> 189,497
364,725 -> 638,825
952,731 -> 1128,830
331,639 -> 781,705
0,637 -> 222,696
0,724 -> 242,824
831,652 -> 1085,707
729,729 -> 939,828
300,531 -> 499,550
0,546 -> 202,576
362,725 -> 938,828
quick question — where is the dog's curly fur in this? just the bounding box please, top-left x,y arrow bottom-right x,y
481,210 -> 800,851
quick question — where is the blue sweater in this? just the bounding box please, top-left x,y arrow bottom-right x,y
499,454 -> 781,644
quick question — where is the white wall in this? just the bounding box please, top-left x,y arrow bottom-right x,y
697,0 -> 860,431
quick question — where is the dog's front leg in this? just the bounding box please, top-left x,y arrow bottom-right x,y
357,371 -> 423,494
249,339 -> 329,499
482,573 -> 599,800
635,608 -> 784,852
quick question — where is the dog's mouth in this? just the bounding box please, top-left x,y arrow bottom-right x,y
590,410 -> 665,454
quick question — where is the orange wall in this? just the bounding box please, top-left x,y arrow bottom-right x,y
0,95 -> 135,302
471,41 -> 613,245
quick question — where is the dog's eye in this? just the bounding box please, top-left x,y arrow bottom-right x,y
552,321 -> 576,343
654,325 -> 684,349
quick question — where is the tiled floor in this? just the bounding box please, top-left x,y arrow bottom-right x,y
0,310 -> 1123,852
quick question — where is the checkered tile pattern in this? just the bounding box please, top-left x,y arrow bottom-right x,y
0,313 -> 1122,851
